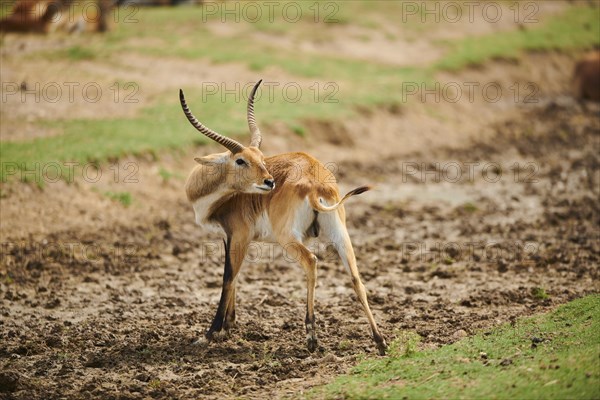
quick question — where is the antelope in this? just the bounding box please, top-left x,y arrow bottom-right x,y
573,50 -> 600,102
0,0 -> 112,34
0,0 -> 62,33
181,80 -> 387,355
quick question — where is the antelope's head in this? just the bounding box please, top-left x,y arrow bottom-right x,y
180,80 -> 275,194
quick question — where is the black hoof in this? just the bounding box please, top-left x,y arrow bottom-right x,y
207,330 -> 230,342
307,337 -> 318,352
376,340 -> 388,356
223,320 -> 236,332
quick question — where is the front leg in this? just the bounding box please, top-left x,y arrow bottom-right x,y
206,235 -> 248,341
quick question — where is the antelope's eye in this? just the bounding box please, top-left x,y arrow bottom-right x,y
235,159 -> 246,166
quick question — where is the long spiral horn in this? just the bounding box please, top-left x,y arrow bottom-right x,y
247,79 -> 263,148
179,89 -> 245,154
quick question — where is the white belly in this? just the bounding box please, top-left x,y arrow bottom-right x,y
292,198 -> 315,242
253,212 -> 276,242
251,198 -> 313,243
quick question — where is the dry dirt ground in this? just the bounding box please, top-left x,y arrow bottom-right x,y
1,51 -> 599,399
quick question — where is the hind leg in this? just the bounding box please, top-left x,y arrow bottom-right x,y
320,209 -> 387,355
279,236 -> 319,352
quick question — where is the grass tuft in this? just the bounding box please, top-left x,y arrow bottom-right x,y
532,287 -> 550,300
104,191 -> 132,207
387,330 -> 421,359
66,46 -> 96,61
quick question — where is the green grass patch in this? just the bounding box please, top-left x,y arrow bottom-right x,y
311,295 -> 600,399
436,6 -> 600,71
0,68 -> 426,182
291,124 -> 306,137
0,93 -> 216,182
462,202 -> 479,213
65,46 -> 96,61
388,330 -> 421,358
158,166 -> 183,182
1,115 -> 199,183
532,287 -> 550,301
103,190 -> 132,207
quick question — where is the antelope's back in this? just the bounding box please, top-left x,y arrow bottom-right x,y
266,152 -> 340,202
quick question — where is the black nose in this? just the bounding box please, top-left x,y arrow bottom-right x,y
264,179 -> 274,188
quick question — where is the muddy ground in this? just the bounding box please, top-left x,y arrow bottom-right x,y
1,56 -> 600,398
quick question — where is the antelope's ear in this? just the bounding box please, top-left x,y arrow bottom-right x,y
194,152 -> 229,165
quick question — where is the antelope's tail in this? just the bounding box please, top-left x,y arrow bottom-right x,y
309,185 -> 372,213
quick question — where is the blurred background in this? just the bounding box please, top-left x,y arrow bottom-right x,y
1,0 -> 598,171
0,1 -> 599,399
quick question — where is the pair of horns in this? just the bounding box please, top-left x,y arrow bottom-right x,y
179,80 -> 263,154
